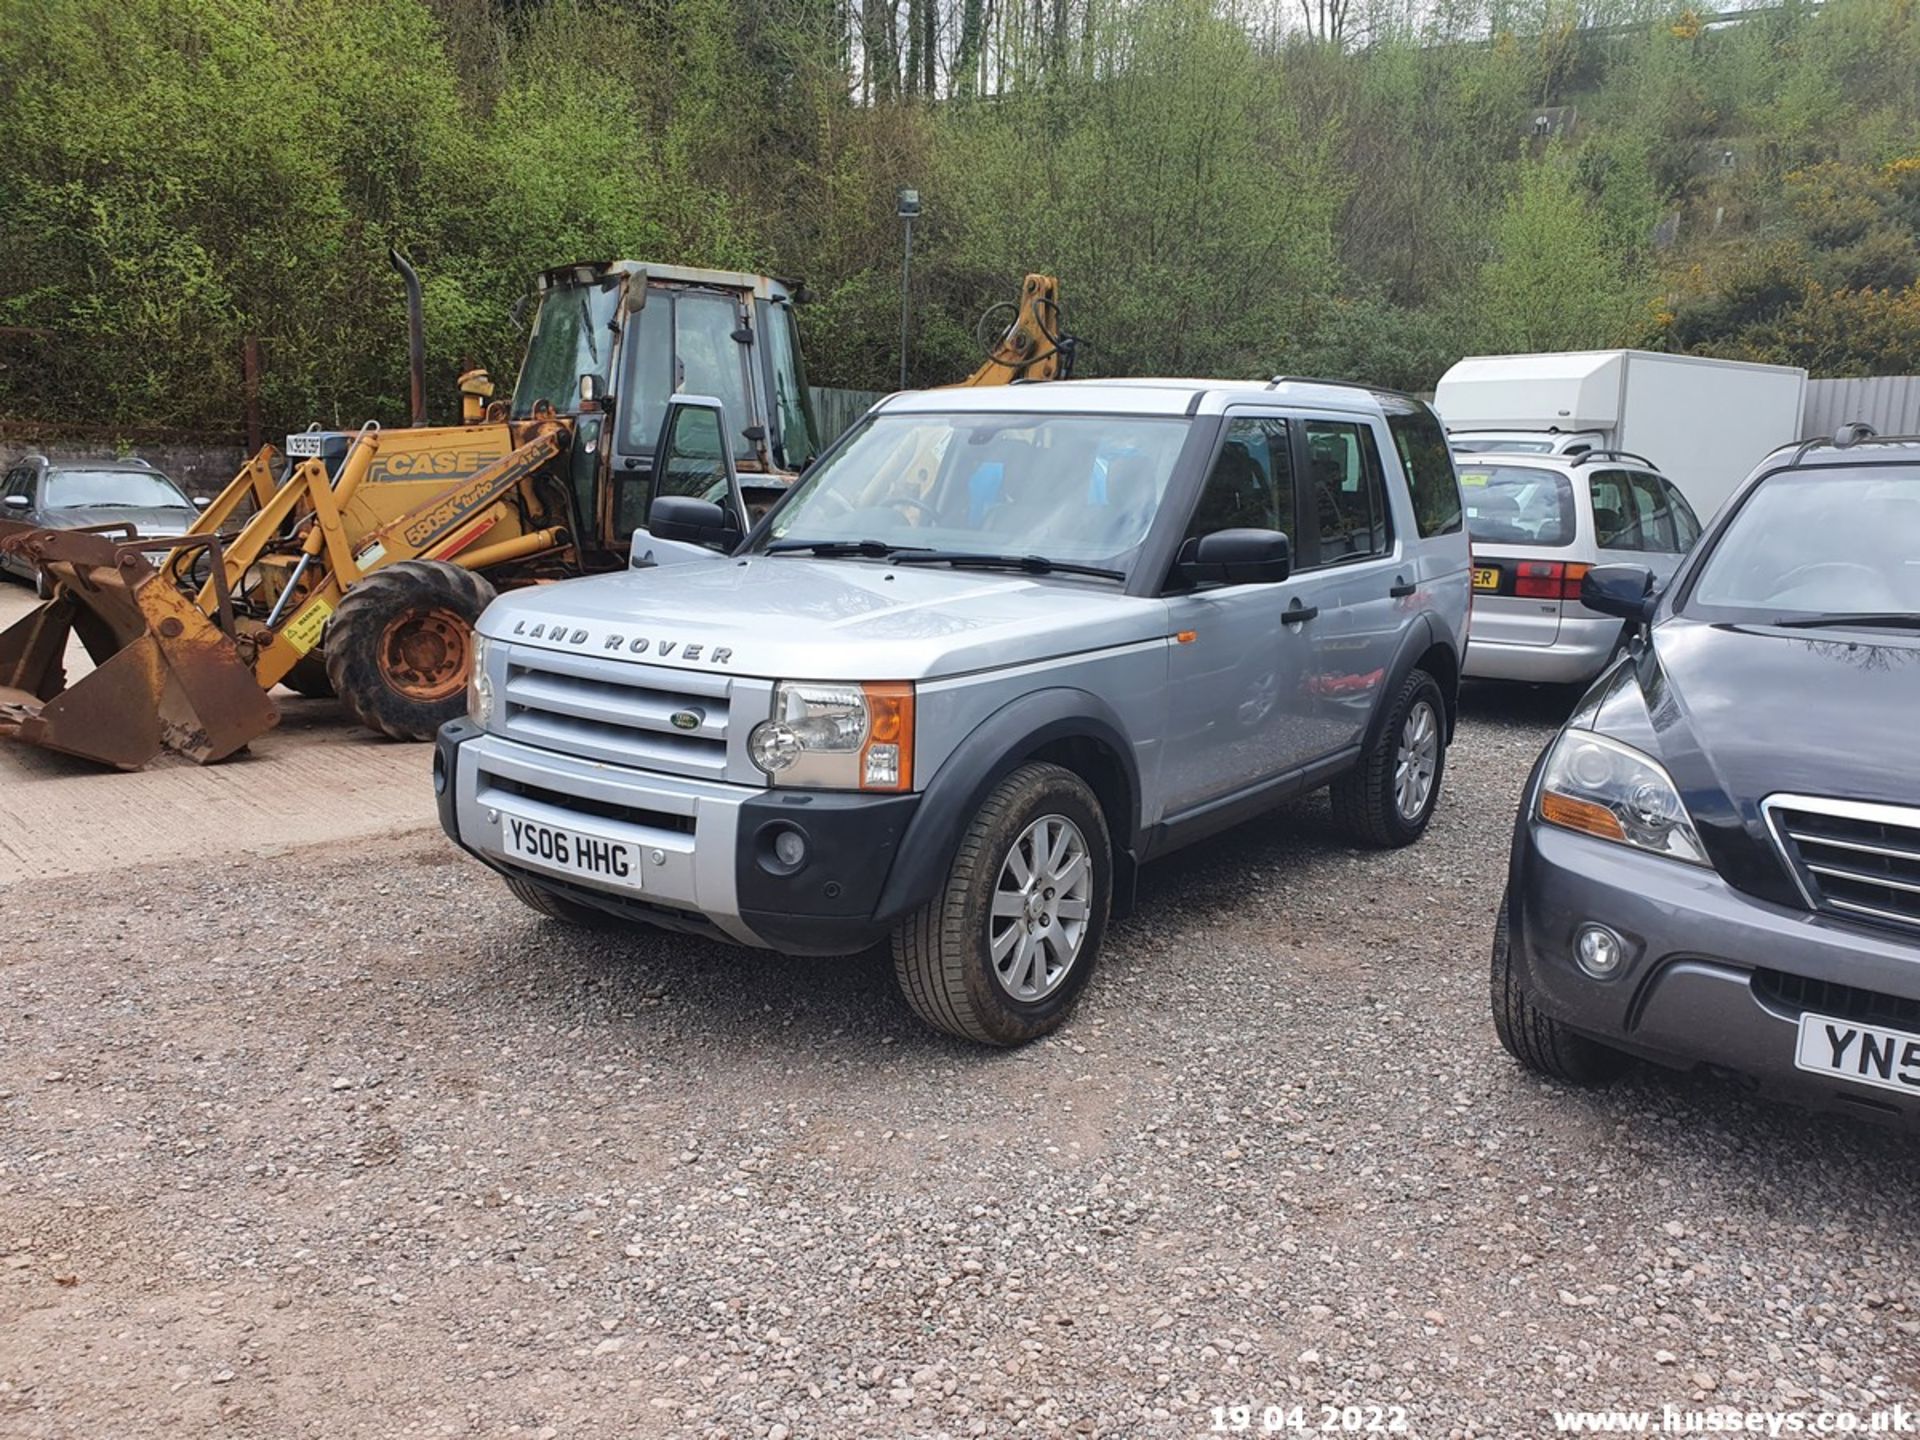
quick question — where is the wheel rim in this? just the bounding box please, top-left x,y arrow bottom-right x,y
378,606 -> 470,702
1394,699 -> 1440,822
989,813 -> 1093,1003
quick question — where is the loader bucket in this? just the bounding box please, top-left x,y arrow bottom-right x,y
0,523 -> 278,769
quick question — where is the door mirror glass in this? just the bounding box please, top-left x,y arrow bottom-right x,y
1580,563 -> 1658,622
1180,528 -> 1292,586
648,395 -> 747,547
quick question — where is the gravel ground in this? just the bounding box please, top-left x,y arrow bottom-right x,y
2,686 -> 1916,1440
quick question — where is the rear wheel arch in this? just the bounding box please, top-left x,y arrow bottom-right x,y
1416,636 -> 1461,739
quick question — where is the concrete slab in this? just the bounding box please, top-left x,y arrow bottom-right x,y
0,579 -> 439,884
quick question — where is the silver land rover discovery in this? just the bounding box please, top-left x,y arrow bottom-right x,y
435,378 -> 1472,1045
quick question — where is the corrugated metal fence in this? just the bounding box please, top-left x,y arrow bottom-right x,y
1802,376 -> 1920,438
809,386 -> 886,446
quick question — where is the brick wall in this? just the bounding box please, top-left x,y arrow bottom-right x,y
0,429 -> 248,499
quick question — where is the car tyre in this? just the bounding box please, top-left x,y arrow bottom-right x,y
34,567 -> 53,601
1330,667 -> 1447,847
1489,893 -> 1629,1085
891,762 -> 1111,1047
503,872 -> 607,927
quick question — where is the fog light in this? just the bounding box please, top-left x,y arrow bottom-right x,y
1575,924 -> 1625,979
773,828 -> 808,869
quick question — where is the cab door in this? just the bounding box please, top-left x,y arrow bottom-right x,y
1161,411 -> 1327,815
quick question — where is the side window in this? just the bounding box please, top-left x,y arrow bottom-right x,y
1384,405 -> 1463,538
1185,417 -> 1294,544
675,294 -> 753,460
1627,472 -> 1677,552
1588,470 -> 1635,550
0,468 -> 23,499
1303,420 -> 1391,566
1666,480 -> 1701,549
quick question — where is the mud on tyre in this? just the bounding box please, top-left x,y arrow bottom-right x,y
325,559 -> 496,741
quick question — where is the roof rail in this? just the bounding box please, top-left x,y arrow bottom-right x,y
1264,374 -> 1415,401
1571,449 -> 1658,470
1787,420 -> 1920,465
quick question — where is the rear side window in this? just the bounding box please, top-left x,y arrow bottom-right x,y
1459,463 -> 1576,547
1668,482 -> 1701,548
1627,472 -> 1678,552
1303,421 -> 1391,565
1384,406 -> 1463,538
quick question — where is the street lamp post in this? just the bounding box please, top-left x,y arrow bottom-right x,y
897,188 -> 921,391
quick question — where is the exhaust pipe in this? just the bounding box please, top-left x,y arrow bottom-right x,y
389,247 -> 427,427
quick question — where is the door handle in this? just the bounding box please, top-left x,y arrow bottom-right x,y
1389,577 -> 1416,598
1283,601 -> 1318,625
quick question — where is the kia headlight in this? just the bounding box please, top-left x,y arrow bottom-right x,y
467,632 -> 494,729
1537,730 -> 1707,865
748,681 -> 914,791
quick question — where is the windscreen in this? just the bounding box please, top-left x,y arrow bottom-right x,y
759,411 -> 1191,573
44,469 -> 191,509
1459,463 -> 1577,547
511,280 -> 620,418
1688,466 -> 1920,618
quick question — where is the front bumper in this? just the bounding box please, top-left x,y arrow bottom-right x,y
435,722 -> 919,955
1465,614 -> 1622,683
1510,816 -> 1920,1121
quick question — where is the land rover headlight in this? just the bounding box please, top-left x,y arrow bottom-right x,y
749,681 -> 914,791
467,633 -> 494,729
1537,730 -> 1707,866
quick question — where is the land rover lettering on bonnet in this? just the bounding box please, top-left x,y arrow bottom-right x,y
436,381 -> 1471,1046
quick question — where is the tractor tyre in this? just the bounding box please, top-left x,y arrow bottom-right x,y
282,652 -> 336,699
325,560 -> 497,742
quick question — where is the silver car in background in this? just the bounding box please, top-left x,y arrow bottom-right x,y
1460,449 -> 1702,684
0,454 -> 205,595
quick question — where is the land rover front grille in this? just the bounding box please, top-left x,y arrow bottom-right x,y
1766,795 -> 1920,938
500,648 -> 732,780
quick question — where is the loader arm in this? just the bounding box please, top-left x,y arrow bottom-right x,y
0,425 -> 568,768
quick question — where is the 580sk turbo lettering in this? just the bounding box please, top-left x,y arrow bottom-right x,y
436,379 -> 1472,1045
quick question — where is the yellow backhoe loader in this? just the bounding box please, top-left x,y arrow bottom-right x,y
0,263 -> 1072,769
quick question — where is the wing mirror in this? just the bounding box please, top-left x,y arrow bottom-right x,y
578,373 -> 605,410
1581,563 -> 1659,624
2,494 -> 28,510
648,494 -> 741,548
192,495 -> 212,510
1179,528 -> 1291,586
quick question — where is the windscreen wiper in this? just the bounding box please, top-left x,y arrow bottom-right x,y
891,550 -> 1125,581
1772,612 -> 1920,631
763,538 -> 929,558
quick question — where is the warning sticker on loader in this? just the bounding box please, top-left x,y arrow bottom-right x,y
284,598 -> 334,655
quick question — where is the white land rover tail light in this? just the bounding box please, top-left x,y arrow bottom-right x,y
748,681 -> 915,792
